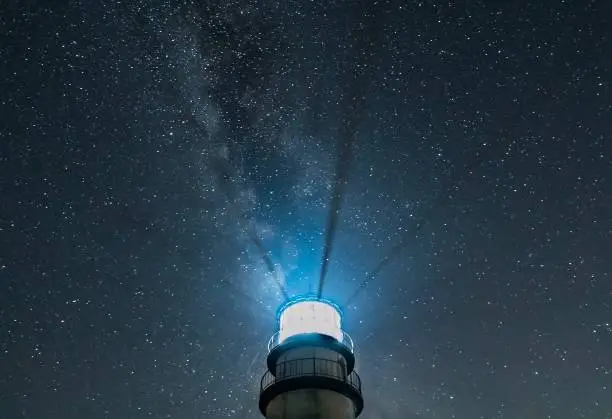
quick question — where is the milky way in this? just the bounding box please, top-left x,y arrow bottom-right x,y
1,1 -> 611,418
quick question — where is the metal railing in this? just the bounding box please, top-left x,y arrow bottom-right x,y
267,330 -> 354,353
260,357 -> 362,395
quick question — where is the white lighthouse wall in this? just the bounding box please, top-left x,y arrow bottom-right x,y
276,346 -> 348,380
265,388 -> 356,419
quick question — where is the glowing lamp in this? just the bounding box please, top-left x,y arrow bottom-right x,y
277,298 -> 343,343
260,296 -> 363,417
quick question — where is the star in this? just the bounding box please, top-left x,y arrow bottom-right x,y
0,1 -> 610,418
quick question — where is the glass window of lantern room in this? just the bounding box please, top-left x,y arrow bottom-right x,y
278,300 -> 343,343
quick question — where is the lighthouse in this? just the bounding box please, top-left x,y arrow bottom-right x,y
258,296 -> 364,419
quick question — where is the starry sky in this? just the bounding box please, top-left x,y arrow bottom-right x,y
1,1 -> 611,418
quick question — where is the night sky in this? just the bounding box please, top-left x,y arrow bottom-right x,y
1,1 -> 611,418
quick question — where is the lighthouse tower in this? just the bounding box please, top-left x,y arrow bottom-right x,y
259,296 -> 363,419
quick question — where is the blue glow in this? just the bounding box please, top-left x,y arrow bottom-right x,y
277,296 -> 343,343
